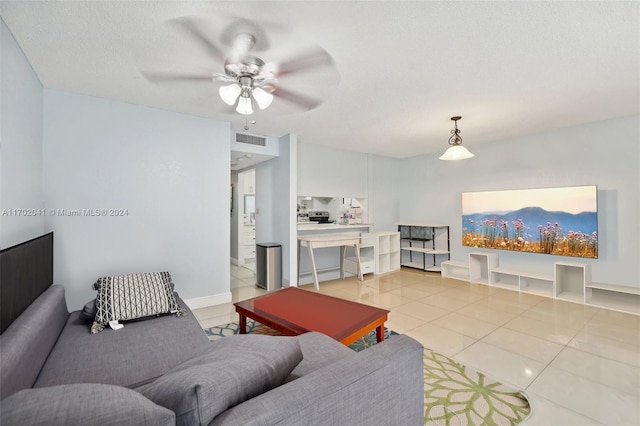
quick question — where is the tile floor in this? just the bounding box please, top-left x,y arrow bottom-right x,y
193,265 -> 640,425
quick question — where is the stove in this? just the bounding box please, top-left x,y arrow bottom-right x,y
308,211 -> 331,224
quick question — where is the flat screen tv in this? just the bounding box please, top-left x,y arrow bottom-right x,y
462,185 -> 598,258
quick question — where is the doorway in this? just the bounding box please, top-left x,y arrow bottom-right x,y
236,168 -> 256,273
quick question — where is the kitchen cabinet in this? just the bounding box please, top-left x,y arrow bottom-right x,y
243,224 -> 256,261
397,224 -> 450,272
243,169 -> 255,195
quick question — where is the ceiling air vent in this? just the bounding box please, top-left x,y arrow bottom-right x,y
235,133 -> 267,147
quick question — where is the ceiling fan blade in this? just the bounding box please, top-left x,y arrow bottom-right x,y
141,71 -> 212,84
168,16 -> 227,64
272,87 -> 323,110
274,47 -> 335,78
212,72 -> 237,83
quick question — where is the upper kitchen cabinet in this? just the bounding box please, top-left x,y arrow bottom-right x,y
243,169 -> 255,194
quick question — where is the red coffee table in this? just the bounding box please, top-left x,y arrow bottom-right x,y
234,287 -> 390,346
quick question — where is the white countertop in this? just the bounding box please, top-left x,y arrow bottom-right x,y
297,223 -> 372,231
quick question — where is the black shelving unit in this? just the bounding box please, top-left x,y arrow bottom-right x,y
397,224 -> 450,272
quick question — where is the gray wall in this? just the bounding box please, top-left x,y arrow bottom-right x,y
399,115 -> 640,288
42,90 -> 231,309
230,170 -> 239,263
0,19 -> 44,248
368,154 -> 401,233
255,134 -> 297,285
298,142 -> 368,198
297,116 -> 639,289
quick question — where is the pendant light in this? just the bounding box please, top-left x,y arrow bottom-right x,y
439,116 -> 474,161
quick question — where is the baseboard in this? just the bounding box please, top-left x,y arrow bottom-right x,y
230,257 -> 239,266
297,270 -> 343,286
183,292 -> 232,310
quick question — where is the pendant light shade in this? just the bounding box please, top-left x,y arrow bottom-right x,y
236,96 -> 254,115
252,87 -> 274,110
439,145 -> 475,160
439,116 -> 474,161
219,84 -> 242,106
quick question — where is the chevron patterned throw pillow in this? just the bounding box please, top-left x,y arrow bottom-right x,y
91,272 -> 184,334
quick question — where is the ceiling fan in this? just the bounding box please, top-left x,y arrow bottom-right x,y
140,15 -> 339,116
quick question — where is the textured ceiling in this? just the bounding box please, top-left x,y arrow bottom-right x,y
2,1 -> 638,158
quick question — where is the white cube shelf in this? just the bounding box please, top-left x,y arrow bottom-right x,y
441,260 -> 469,281
585,283 -> 640,315
361,232 -> 401,275
555,262 -> 590,303
443,253 -> 637,316
469,252 -> 499,285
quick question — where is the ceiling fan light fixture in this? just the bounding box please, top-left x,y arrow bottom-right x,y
252,87 -> 274,110
236,96 -> 254,115
219,84 -> 241,105
439,116 -> 474,161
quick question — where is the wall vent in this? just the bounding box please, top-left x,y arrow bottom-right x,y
235,133 -> 267,147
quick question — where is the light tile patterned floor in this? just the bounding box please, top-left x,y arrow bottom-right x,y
193,265 -> 640,425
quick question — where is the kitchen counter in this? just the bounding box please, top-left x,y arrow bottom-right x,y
297,223 -> 372,232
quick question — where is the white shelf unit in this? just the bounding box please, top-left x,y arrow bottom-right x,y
585,283 -> 640,315
441,260 -> 469,281
361,232 -> 401,275
489,267 -> 554,297
489,267 -> 520,291
444,253 -> 639,316
554,262 -> 590,303
398,224 -> 450,272
468,252 -> 499,285
519,272 -> 555,297
344,239 -> 375,276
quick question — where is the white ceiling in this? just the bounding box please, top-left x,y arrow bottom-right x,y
2,1 -> 638,159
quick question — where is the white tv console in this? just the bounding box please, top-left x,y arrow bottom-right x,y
441,252 -> 640,315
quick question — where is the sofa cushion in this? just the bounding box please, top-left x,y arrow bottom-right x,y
136,334 -> 303,426
1,383 -> 175,426
91,272 -> 183,333
34,296 -> 210,389
285,331 -> 355,382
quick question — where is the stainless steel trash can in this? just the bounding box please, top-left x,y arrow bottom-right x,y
256,243 -> 282,291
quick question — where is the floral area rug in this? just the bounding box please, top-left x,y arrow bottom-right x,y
204,320 -> 531,425
204,318 -> 396,351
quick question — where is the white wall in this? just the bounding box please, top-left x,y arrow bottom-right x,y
0,19 -> 44,248
298,142 -> 368,197
230,170 -> 239,263
43,90 -> 231,309
296,144 -> 398,284
255,134 -> 297,285
368,154 -> 401,233
399,115 -> 640,288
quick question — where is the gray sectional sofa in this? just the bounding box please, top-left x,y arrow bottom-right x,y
0,284 -> 424,425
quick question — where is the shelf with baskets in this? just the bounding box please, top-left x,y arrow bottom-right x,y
397,224 -> 450,272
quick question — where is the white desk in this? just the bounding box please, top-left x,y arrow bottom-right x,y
297,233 -> 363,290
